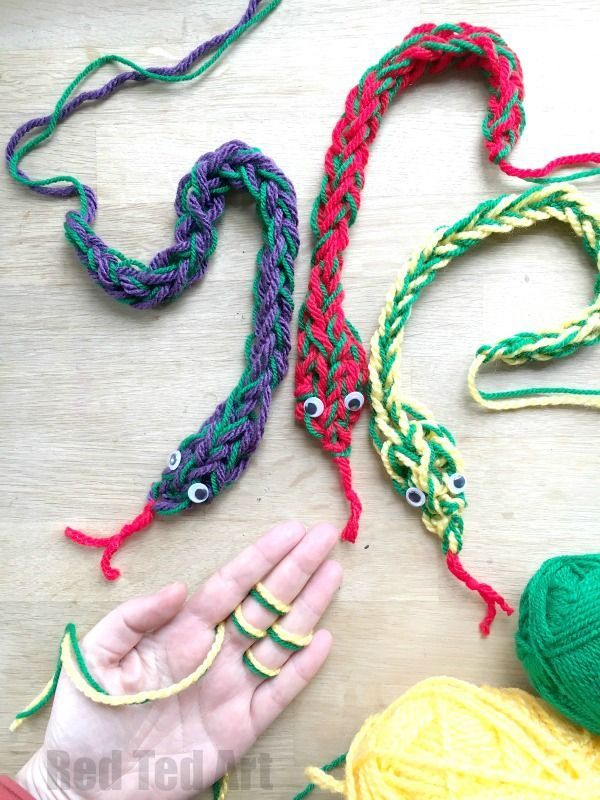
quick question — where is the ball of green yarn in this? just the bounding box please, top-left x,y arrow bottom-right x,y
516,554 -> 600,734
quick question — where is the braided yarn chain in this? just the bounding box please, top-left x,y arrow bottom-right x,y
294,21 -> 600,544
62,141 -> 298,581
369,183 -> 600,634
5,0 -> 298,580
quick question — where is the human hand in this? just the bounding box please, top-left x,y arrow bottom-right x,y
17,521 -> 342,799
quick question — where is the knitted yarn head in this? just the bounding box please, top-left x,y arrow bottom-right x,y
302,677 -> 600,800
517,554 -> 600,734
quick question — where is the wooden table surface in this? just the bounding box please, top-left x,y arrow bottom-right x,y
1,0 -> 599,795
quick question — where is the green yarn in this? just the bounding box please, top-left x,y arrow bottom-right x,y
516,554 -> 600,734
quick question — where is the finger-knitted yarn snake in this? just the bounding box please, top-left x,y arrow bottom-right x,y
294,21 -> 600,544
6,1 -> 300,580
369,182 -> 600,634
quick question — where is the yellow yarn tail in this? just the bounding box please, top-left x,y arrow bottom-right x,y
305,767 -> 346,795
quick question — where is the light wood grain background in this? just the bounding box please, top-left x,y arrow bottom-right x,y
1,0 -> 599,795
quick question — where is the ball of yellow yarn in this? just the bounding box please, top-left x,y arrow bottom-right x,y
305,677 -> 600,799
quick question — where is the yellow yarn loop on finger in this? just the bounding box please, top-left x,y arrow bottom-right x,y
251,582 -> 292,615
268,622 -> 313,650
242,647 -> 281,679
231,604 -> 268,639
61,622 -> 225,706
303,677 -> 600,799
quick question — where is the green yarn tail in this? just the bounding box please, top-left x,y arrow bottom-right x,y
476,385 -> 600,403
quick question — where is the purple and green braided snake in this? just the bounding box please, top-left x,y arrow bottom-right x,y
6,0 -> 300,579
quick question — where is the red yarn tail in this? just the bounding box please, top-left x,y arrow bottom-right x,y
64,500 -> 156,581
446,551 -> 514,637
499,152 -> 600,180
334,456 -> 362,543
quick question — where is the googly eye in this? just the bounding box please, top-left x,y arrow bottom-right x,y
167,450 -> 182,471
448,473 -> 467,495
344,391 -> 365,412
304,396 -> 324,418
187,482 -> 210,504
406,486 -> 426,508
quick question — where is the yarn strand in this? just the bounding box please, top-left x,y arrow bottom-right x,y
333,456 -> 362,543
64,501 -> 156,581
6,0 -> 282,204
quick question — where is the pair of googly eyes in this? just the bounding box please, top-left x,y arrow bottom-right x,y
167,450 -> 210,504
303,391 -> 365,418
405,473 -> 467,508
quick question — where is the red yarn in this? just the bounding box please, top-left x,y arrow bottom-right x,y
296,21 -> 600,546
499,152 -> 600,180
446,552 -> 514,636
334,456 -> 362,542
64,500 -> 156,581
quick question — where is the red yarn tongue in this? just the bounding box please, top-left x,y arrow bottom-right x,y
65,500 -> 156,581
334,456 -> 362,543
446,551 -> 514,636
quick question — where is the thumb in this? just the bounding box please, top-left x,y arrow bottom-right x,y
83,582 -> 188,664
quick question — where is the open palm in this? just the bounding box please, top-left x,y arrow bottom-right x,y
19,521 -> 342,800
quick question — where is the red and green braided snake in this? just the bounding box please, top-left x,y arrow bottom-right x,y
294,21 -> 600,544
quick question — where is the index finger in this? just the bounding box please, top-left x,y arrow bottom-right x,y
181,520 -> 306,627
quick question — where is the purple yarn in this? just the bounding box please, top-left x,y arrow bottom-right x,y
5,0 -> 263,198
146,141 -> 298,512
6,0 -> 299,523
67,139 -> 298,513
6,0 -> 299,585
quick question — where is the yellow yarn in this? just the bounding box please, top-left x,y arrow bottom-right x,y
254,581 -> 292,614
369,183 -> 600,552
305,677 -> 600,799
60,622 -> 225,706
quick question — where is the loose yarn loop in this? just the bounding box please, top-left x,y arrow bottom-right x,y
301,677 -> 600,799
369,183 -> 600,632
5,1 -> 299,579
5,0 -> 282,200
517,554 -> 600,735
295,21 -> 600,542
